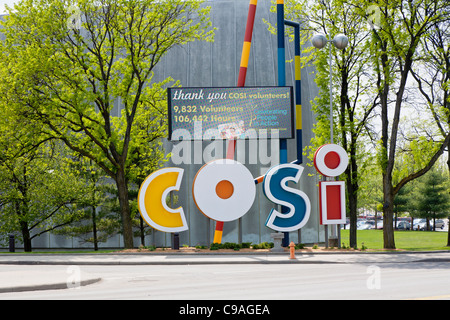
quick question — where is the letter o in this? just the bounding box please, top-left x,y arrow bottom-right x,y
313,144 -> 349,177
193,159 -> 256,222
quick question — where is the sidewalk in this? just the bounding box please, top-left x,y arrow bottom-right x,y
0,251 -> 449,293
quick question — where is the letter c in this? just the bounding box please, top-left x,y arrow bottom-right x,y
138,168 -> 188,232
223,305 -> 230,315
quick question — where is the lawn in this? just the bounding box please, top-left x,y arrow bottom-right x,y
340,229 -> 450,251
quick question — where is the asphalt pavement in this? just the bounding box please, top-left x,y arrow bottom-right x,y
0,250 -> 449,293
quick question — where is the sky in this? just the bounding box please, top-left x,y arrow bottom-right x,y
1,0 -> 18,14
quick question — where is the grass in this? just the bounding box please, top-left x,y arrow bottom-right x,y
0,249 -> 119,254
340,229 -> 450,251
3,231 -> 449,253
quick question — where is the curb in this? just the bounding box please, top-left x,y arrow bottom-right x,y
0,277 -> 102,293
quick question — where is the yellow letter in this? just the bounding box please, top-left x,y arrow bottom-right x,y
138,168 -> 188,232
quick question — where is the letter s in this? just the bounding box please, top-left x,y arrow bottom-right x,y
263,164 -> 311,232
138,168 -> 188,232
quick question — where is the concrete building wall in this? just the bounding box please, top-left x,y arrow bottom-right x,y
1,0 -> 325,250
151,0 -> 323,248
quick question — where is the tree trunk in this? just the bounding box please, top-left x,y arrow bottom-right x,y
140,216 -> 145,247
92,205 -> 98,251
349,132 -> 359,248
383,178 -> 396,249
340,66 -> 359,248
346,163 -> 358,248
116,168 -> 134,249
348,187 -> 358,248
19,220 -> 32,252
447,154 -> 450,246
378,38 -> 396,250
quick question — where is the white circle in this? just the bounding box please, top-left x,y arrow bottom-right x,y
192,159 -> 256,222
333,34 -> 349,50
314,144 -> 349,177
311,33 -> 328,49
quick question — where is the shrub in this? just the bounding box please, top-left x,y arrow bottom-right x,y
252,242 -> 274,249
210,242 -> 242,250
241,242 -> 252,248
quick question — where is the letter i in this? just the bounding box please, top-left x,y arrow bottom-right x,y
313,144 -> 349,225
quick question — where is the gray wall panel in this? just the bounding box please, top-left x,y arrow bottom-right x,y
161,0 -> 322,247
1,0 -> 323,249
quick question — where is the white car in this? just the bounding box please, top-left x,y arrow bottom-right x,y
413,219 -> 428,231
432,219 -> 445,229
357,223 -> 373,230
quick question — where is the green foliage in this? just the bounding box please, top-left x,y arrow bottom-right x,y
209,242 -> 252,250
411,169 -> 450,222
341,229 -> 450,251
0,143 -> 90,249
0,0 -> 214,248
251,242 -> 274,250
0,0 -> 212,179
209,242 -> 267,250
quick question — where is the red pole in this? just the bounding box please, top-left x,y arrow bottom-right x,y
238,0 -> 257,87
213,0 -> 257,244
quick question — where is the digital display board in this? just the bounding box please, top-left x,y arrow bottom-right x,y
168,87 -> 294,140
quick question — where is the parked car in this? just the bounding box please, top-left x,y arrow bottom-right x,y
357,219 -> 377,230
396,221 -> 411,230
413,219 -> 438,231
433,219 -> 445,229
413,219 -> 427,231
357,223 -> 373,230
413,218 -> 445,231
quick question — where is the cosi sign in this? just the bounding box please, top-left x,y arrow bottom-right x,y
137,144 -> 348,234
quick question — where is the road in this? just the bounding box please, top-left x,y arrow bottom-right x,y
0,261 -> 449,300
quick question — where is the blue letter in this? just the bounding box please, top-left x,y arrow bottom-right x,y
263,164 -> 311,232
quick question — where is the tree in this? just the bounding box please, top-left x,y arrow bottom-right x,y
308,0 -> 380,248
413,168 -> 450,231
410,15 -> 450,243
277,0 -> 379,248
53,158 -> 120,251
0,143 -> 88,252
358,156 -> 383,219
0,78 -> 89,252
364,0 -> 450,248
0,0 -> 213,248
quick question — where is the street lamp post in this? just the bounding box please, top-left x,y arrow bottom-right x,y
311,32 -> 348,247
311,33 -> 348,144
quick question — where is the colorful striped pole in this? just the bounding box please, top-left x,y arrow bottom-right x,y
213,0 -> 258,244
277,0 -> 286,88
212,138 -> 236,244
285,20 -> 302,163
238,0 -> 257,87
277,0 -> 287,164
277,0 -> 289,246
277,0 -> 287,163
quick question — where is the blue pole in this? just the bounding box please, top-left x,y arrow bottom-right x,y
277,0 -> 289,246
284,20 -> 302,164
277,1 -> 286,88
